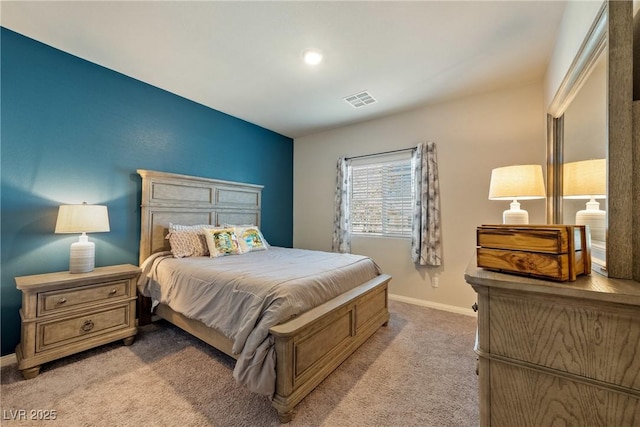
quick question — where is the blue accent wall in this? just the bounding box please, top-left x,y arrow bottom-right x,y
0,28 -> 293,356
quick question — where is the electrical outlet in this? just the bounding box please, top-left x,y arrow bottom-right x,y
432,275 -> 439,288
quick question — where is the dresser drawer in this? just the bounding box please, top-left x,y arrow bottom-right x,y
490,361 -> 640,427
489,290 -> 640,390
36,305 -> 130,352
37,279 -> 130,317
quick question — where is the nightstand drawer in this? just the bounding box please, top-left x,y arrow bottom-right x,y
38,279 -> 129,317
16,264 -> 140,379
36,305 -> 130,352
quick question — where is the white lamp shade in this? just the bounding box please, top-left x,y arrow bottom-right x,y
55,203 -> 109,274
55,203 -> 110,233
488,165 -> 546,200
563,159 -> 606,199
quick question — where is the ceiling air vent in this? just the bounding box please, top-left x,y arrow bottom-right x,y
344,91 -> 377,108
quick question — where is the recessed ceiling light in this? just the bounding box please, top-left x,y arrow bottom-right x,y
303,49 -> 323,66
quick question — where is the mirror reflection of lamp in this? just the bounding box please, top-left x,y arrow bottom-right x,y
488,165 -> 546,224
563,158 -> 607,243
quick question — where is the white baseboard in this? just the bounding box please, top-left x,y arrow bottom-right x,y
389,293 -> 477,317
0,297 -> 473,368
1,353 -> 17,368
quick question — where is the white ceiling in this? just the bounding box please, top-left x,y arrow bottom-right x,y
1,1 -> 568,138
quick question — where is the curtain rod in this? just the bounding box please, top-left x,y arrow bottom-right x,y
344,146 -> 416,161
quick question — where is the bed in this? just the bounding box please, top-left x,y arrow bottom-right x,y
136,169 -> 391,423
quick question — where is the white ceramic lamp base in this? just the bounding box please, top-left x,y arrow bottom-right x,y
503,201 -> 529,224
69,233 -> 95,274
575,200 -> 606,243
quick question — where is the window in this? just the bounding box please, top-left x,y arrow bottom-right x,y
349,154 -> 414,237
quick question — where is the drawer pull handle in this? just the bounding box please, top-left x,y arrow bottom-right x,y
109,289 -> 117,295
58,298 -> 67,305
81,320 -> 94,332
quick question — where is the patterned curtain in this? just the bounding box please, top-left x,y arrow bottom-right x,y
331,157 -> 351,253
411,142 -> 442,266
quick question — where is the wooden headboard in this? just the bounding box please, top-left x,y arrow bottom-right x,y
138,169 -> 263,265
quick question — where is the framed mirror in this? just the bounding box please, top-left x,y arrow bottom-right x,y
547,2 -> 608,273
563,51 -> 608,272
546,0 -> 635,279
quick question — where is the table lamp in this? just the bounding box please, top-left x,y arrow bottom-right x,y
55,202 -> 110,273
488,164 -> 546,224
563,158 -> 606,242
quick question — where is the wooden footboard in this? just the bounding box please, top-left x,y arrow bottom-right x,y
270,273 -> 391,423
139,273 -> 390,423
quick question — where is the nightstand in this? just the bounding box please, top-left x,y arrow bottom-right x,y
15,264 -> 140,379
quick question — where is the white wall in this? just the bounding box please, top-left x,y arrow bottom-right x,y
293,82 -> 546,311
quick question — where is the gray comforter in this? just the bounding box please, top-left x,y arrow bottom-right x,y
137,247 -> 381,397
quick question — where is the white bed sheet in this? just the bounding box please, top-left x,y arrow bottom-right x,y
138,247 -> 381,397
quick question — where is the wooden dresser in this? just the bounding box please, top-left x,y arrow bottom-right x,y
15,264 -> 140,379
465,256 -> 640,426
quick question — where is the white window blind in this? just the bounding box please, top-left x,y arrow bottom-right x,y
349,155 -> 414,237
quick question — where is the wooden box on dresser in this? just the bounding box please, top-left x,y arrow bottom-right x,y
465,255 -> 640,427
15,264 -> 140,379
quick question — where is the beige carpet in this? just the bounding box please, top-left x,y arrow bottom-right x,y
1,301 -> 478,426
